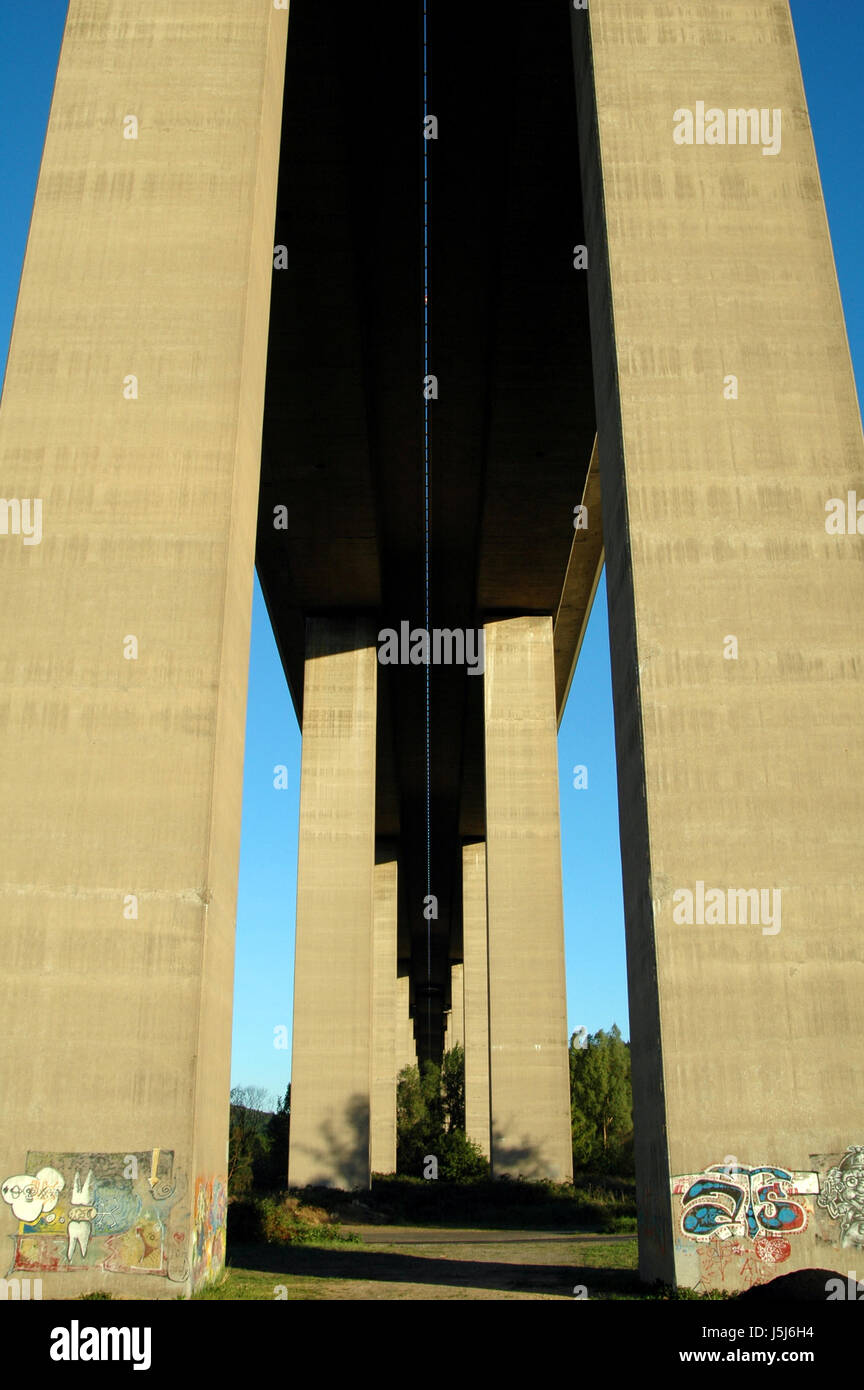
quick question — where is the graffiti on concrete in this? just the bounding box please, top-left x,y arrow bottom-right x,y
817,1146 -> 864,1249
2,1151 -> 188,1280
191,1176 -> 227,1288
1,1167 -> 64,1223
672,1162 -> 819,1263
67,1170 -> 97,1260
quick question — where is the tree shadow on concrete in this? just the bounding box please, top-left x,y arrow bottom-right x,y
227,1240 -> 640,1299
489,1124 -> 551,1180
292,1095 -> 370,1190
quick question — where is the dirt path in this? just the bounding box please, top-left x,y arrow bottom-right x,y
341,1224 -> 634,1246
227,1230 -> 639,1300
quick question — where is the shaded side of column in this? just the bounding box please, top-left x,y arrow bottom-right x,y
370,846 -> 398,1176
462,842 -> 491,1159
288,618 -> 377,1190
483,618 -> 573,1181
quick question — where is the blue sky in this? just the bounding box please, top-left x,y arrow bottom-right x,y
1,3 -> 861,1107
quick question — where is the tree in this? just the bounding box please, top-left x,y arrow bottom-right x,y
255,1085 -> 291,1191
395,1047 -> 487,1178
396,1061 -> 441,1174
228,1085 -> 273,1196
440,1042 -> 465,1132
569,1025 -> 633,1173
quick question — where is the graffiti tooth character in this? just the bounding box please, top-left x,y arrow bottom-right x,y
67,1170 -> 97,1260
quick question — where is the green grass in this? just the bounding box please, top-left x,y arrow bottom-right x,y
192,1232 -> 643,1301
192,1264 -> 328,1301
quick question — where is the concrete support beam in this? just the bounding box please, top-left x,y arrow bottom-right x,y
370,849 -> 398,1176
0,0 -> 287,1298
462,842 -> 491,1159
483,618 -> 573,1182
554,435 -> 604,724
288,618 -> 377,1190
573,0 -> 864,1289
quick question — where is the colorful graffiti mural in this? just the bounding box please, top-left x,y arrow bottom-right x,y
671,1162 -> 819,1266
1,1151 -> 189,1281
818,1146 -> 864,1249
672,1146 -> 864,1289
191,1176 -> 227,1289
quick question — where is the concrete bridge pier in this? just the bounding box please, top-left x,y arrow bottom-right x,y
287,618 -> 377,1190
484,617 -> 573,1182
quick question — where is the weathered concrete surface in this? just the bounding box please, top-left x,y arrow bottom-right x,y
573,0 -> 864,1289
288,619 -> 377,1191
484,619 -> 573,1182
0,1 -> 287,1298
462,842 -> 491,1159
371,850 -> 398,1175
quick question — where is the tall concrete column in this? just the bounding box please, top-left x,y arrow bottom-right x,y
370,848 -> 398,1176
573,0 -> 864,1289
288,618 -> 377,1190
483,618 -> 573,1181
0,1 -> 287,1298
462,842 -> 491,1159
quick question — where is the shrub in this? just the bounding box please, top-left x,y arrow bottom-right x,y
435,1129 -> 490,1181
228,1192 -> 358,1246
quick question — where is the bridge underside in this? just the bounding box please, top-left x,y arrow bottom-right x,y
257,0 -> 599,1183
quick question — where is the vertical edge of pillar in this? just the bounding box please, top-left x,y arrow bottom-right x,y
569,6 -> 673,1288
484,617 -> 573,1183
288,616 -> 377,1191
188,1 -> 289,1293
462,843 -> 491,1160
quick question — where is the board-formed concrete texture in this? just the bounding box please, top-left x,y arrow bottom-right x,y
0,1 -> 287,1298
572,0 -> 864,1289
2,0 -> 863,1299
289,619 -> 378,1189
484,618 -> 573,1181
